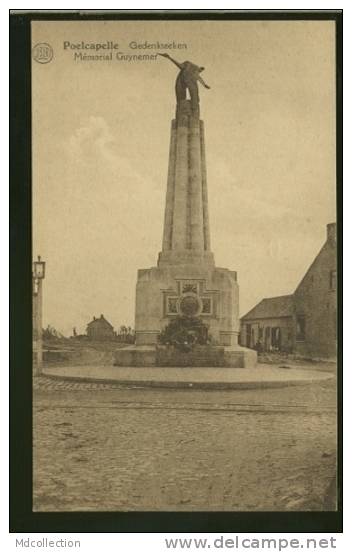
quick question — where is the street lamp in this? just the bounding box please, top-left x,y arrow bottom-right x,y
33,255 -> 46,280
33,255 -> 46,375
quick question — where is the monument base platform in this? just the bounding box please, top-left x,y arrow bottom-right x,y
113,345 -> 257,369
42,364 -> 334,390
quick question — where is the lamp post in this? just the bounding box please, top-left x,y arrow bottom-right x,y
33,256 -> 46,376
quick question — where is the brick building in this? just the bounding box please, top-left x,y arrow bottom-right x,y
86,314 -> 116,341
240,223 -> 337,359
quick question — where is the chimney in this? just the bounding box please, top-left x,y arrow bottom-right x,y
100,314 -> 104,319
93,316 -> 96,320
327,222 -> 336,244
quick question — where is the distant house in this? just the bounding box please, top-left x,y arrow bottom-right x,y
86,314 -> 116,341
240,223 -> 337,359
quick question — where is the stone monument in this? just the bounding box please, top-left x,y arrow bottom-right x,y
114,55 -> 256,368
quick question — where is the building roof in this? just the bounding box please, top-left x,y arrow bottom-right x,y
241,295 -> 294,321
87,315 -> 114,329
294,222 -> 336,294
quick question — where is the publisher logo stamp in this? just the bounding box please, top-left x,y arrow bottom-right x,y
32,43 -> 54,64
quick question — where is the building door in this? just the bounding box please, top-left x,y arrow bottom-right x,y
271,327 -> 281,351
265,327 -> 271,351
246,324 -> 251,348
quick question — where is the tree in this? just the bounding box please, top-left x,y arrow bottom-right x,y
42,325 -> 64,340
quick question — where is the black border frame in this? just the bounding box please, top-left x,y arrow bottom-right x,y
10,9 -> 343,533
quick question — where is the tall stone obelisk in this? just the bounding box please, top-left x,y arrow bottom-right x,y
115,58 -> 256,368
158,99 -> 214,267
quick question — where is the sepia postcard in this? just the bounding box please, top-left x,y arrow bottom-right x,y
10,11 -> 342,533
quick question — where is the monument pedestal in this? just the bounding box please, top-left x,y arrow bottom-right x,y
114,345 -> 257,369
115,98 -> 256,369
134,262 -> 240,348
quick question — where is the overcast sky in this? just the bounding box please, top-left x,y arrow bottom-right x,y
32,19 -> 336,336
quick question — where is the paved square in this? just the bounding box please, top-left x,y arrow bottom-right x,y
33,374 -> 337,511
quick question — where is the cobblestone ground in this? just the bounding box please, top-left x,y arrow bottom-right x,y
33,375 -> 337,512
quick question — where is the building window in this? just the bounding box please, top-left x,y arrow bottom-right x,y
296,315 -> 306,341
329,270 -> 337,290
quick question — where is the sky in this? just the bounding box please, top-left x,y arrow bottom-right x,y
32,19 -> 336,336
